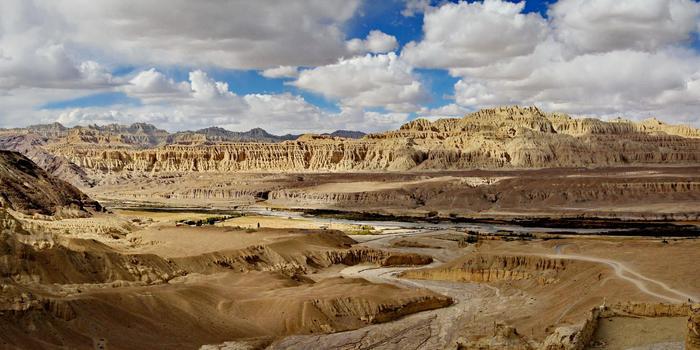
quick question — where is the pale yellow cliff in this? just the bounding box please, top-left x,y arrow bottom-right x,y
40,106 -> 699,174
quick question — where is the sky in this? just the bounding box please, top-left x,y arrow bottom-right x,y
1,0 -> 700,134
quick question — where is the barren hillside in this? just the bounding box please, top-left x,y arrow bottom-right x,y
0,150 -> 100,217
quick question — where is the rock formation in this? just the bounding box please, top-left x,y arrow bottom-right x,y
539,302 -> 694,350
0,215 -> 451,349
168,127 -> 298,144
689,304 -> 700,350
0,122 -> 365,148
400,254 -> 589,285
457,323 -> 534,349
325,130 -> 366,139
0,150 -> 101,217
32,106 -> 699,177
0,134 -> 94,187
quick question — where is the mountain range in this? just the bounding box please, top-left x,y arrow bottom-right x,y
1,106 -> 699,188
0,123 -> 367,148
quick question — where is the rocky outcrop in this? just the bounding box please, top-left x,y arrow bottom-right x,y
50,141 -> 380,172
326,130 -> 366,139
457,323 -> 534,350
610,301 -> 690,317
177,238 -> 433,277
262,172 -> 700,216
310,292 -> 451,326
0,134 -> 94,187
689,304 -> 700,350
541,302 -> 693,350
0,151 -> 101,217
168,127 -> 298,144
0,209 -> 179,285
549,114 -> 700,138
540,326 -> 582,350
400,254 -> 577,285
269,189 -> 416,208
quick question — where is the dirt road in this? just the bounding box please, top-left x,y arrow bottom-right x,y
545,252 -> 698,303
268,229 -> 506,349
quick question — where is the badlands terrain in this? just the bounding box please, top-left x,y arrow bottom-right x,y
1,106 -> 700,349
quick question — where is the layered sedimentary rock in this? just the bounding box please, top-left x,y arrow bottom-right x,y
269,175 -> 700,212
42,106 -> 700,176
400,254 -> 583,285
0,122 -> 169,148
176,235 -> 433,277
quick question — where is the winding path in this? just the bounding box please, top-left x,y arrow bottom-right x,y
545,249 -> 698,303
269,228 -> 698,349
269,229 -> 502,349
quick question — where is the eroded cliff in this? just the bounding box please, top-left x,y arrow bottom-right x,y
399,254 -> 587,285
42,107 -> 700,176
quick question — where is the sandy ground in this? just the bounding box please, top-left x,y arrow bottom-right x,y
113,209 -> 220,222
219,214 -> 367,232
490,238 -> 700,301
270,230 -> 700,349
588,317 -> 686,350
118,211 -> 377,258
124,225 -> 302,257
4,206 -> 699,349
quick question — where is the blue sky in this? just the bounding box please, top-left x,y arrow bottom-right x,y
44,0 -> 555,113
3,0 -> 700,133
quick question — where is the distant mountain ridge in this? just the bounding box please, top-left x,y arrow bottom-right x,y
0,123 -> 366,148
325,130 -> 366,139
168,127 -> 300,144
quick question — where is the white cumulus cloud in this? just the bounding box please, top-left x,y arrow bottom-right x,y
261,66 -> 299,79
123,69 -> 190,98
0,0 -> 116,90
346,30 -> 399,54
38,69 -> 411,134
401,0 -> 432,17
550,0 -> 700,53
36,0 -> 361,69
401,0 -> 700,126
401,0 -> 548,68
293,53 -> 427,112
417,103 -> 472,119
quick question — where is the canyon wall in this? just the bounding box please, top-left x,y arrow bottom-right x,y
265,174 -> 700,216
399,254 -> 585,285
542,302 -> 693,350
41,107 -> 700,175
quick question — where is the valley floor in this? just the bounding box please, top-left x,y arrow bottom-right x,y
3,203 -> 699,349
